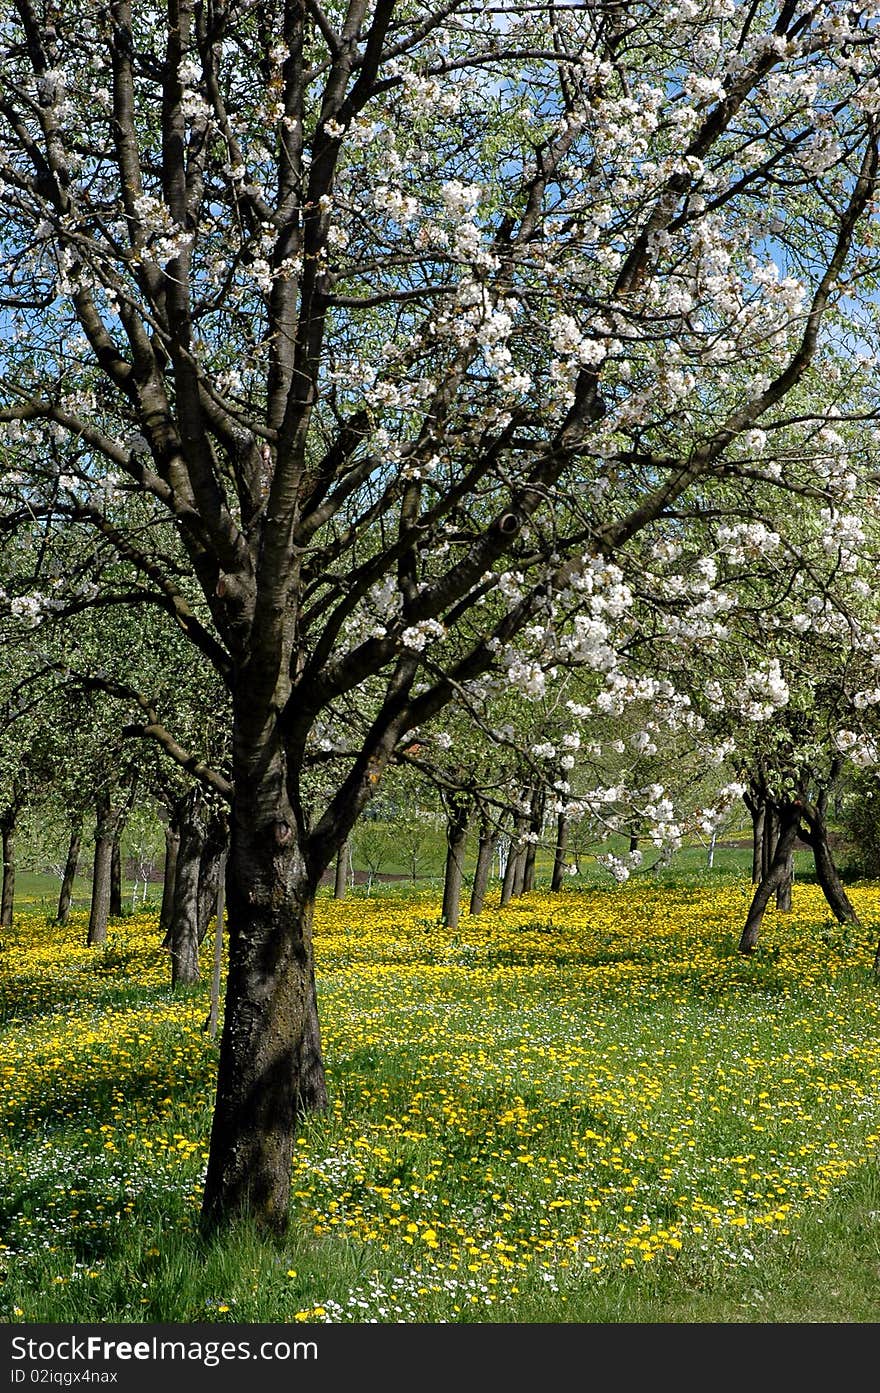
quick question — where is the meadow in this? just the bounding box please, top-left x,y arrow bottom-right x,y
2,863 -> 880,1324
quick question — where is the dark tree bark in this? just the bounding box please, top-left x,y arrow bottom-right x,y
739,804 -> 800,953
110,839 -> 123,916
200,751 -> 326,1236
761,804 -> 779,881
88,775 -> 137,946
811,824 -> 858,923
205,857 -> 226,1040
511,842 -> 527,898
0,813 -> 16,931
0,776 -> 25,931
197,809 -> 229,945
168,789 -> 207,987
55,819 -> 83,927
743,789 -> 765,885
776,843 -> 794,911
441,793 -> 471,930
87,788 -> 114,947
333,841 -> 349,899
469,820 -> 498,916
551,812 -> 569,892
159,822 -> 180,946
752,802 -> 765,884
799,792 -> 860,927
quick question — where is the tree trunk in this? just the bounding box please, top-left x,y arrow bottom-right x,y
197,810 -> 229,945
55,819 -> 82,927
521,839 -> 537,892
334,841 -> 349,899
761,804 -> 779,881
551,813 -> 569,892
88,777 -> 137,946
469,825 -> 498,917
110,839 -> 123,916
805,810 -> 860,926
205,856 -> 226,1040
87,803 -> 113,947
159,823 -> 180,946
0,815 -> 16,930
512,842 -> 527,897
739,806 -> 800,953
750,800 -> 765,885
168,790 -> 206,987
499,835 -> 518,907
200,755 -> 325,1236
776,844 -> 794,911
441,797 -> 470,930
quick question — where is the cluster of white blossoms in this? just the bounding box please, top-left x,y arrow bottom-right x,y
819,508 -> 866,570
559,615 -> 618,672
373,185 -> 420,227
503,656 -> 553,701
131,193 -> 193,269
400,619 -> 446,652
595,852 -> 632,884
715,521 -> 782,561
7,594 -> 45,627
836,729 -> 880,770
736,659 -> 790,723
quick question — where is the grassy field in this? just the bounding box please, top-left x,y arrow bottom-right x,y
2,864 -> 880,1324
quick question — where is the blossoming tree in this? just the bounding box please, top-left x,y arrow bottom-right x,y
1,0 -> 880,1234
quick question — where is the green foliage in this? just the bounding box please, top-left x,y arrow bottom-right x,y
840,775 -> 880,879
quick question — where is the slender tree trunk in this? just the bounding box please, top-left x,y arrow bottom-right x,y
88,776 -> 137,946
521,839 -> 538,893
87,791 -> 114,947
761,804 -> 779,881
168,790 -> 206,987
512,843 -> 527,898
740,796 -> 763,880
200,747 -> 325,1236
334,841 -> 349,899
776,843 -> 794,911
749,800 -> 765,884
629,823 -> 640,856
110,839 -> 123,917
205,856 -> 226,1040
55,819 -> 82,927
159,824 -> 180,946
551,813 -> 569,892
0,815 -> 16,930
299,963 -> 328,1115
469,825 -> 498,916
197,811 -> 229,946
805,812 -> 860,926
499,835 -> 518,907
739,807 -> 800,953
441,797 -> 470,930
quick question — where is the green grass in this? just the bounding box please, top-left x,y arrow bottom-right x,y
2,872 -> 880,1324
